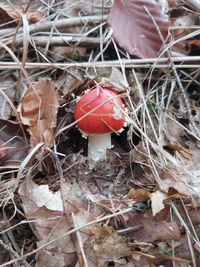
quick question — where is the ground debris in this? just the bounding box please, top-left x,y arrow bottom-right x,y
1,0 -> 200,266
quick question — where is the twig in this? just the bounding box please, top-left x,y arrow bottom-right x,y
0,238 -> 31,267
71,212 -> 89,267
0,56 -> 200,70
16,36 -> 107,47
132,251 -> 191,264
182,0 -> 200,12
144,6 -> 200,138
0,15 -> 106,39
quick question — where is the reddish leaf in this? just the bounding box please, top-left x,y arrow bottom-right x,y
107,0 -> 170,58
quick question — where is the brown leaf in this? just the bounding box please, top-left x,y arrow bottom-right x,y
189,39 -> 200,48
165,143 -> 193,160
107,0 -> 169,58
0,119 -> 28,163
85,226 -> 131,266
172,14 -> 199,38
18,177 -> 64,239
171,14 -> 199,55
188,208 -> 200,225
63,0 -> 106,17
55,67 -> 84,96
159,165 -> 190,195
128,188 -> 150,202
194,244 -> 200,255
0,82 -> 15,120
35,251 -> 66,267
128,214 -> 181,242
36,215 -> 77,267
0,7 -> 43,24
19,178 -> 98,266
0,139 -> 9,158
133,250 -> 191,266
18,79 -> 59,148
35,209 -> 95,267
164,118 -> 186,144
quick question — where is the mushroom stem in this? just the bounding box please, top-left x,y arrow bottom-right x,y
88,133 -> 111,162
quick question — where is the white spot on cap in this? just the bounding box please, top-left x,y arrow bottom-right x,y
113,105 -> 122,120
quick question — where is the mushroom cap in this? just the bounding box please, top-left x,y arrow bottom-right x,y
74,86 -> 125,134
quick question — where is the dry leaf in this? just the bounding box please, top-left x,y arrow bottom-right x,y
188,208 -> 200,225
85,226 -> 131,266
173,14 -> 199,37
129,188 -> 150,202
164,118 -> 186,144
0,119 -> 28,163
36,215 -> 77,267
159,165 -> 190,195
19,179 -> 64,235
55,67 -> 84,96
188,169 -> 200,205
0,87 -> 15,120
133,250 -> 191,266
150,190 -> 166,216
51,46 -> 86,62
27,207 -> 63,240
35,209 -> 94,267
171,13 -> 199,54
63,0 -> 105,17
35,251 -> 66,267
189,39 -> 200,47
19,179 -> 64,212
0,6 -> 43,24
108,67 -> 129,91
108,0 -> 169,58
18,178 -> 64,238
0,139 -> 9,158
165,143 -> 193,160
128,214 -> 181,242
18,79 -> 59,149
19,178 -> 97,266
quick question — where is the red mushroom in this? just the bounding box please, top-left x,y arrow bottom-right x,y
74,85 -> 126,163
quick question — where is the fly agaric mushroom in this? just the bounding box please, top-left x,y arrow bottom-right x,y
74,85 -> 126,163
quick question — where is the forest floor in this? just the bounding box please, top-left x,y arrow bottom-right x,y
0,1 -> 200,267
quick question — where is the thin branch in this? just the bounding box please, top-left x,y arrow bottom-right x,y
182,0 -> 200,12
0,15 -> 106,39
16,36 -> 106,47
0,56 -> 199,70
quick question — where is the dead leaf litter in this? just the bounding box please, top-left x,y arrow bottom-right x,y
0,0 -> 200,266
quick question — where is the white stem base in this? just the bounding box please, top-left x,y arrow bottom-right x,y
88,133 -> 111,162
